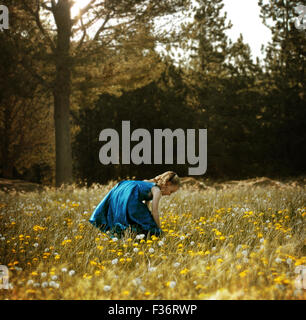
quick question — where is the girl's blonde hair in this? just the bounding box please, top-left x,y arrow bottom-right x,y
146,171 -> 181,188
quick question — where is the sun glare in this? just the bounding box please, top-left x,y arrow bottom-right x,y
71,0 -> 92,18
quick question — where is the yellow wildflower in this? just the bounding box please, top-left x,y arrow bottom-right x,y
180,268 -> 189,275
239,270 -> 248,278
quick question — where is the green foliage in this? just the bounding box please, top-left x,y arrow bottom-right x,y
258,0 -> 306,174
72,63 -> 197,184
1,0 -> 305,184
0,3 -> 54,183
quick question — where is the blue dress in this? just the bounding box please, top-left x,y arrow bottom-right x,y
89,180 -> 162,238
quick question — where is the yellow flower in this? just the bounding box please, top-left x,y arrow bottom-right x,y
180,268 -> 189,275
61,239 -> 72,246
144,291 -> 151,296
295,258 -> 305,266
33,225 -> 46,232
26,289 -> 36,294
239,270 -> 248,278
273,275 -> 287,284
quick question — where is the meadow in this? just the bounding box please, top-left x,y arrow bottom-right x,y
0,178 -> 305,300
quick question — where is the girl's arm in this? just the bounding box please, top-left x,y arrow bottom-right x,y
151,186 -> 162,228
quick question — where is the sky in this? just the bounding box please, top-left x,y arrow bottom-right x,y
221,0 -> 272,61
71,0 -> 273,62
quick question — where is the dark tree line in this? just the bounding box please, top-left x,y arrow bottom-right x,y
1,0 -> 305,185
72,0 -> 305,184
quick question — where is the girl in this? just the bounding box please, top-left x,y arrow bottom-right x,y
89,171 -> 180,238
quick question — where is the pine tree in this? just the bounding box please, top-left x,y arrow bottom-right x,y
8,0 -> 190,186
258,0 -> 306,174
0,2 -> 54,181
72,62 -> 196,184
186,0 -> 232,74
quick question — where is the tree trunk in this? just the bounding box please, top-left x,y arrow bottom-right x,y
53,0 -> 73,187
2,104 -> 13,179
2,158 -> 13,179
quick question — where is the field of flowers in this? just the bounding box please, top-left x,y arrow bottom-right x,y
0,179 -> 305,300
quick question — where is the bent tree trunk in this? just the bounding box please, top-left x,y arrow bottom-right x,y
53,1 -> 73,187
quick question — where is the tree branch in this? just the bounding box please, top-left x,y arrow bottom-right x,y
93,11 -> 112,41
22,1 -> 56,53
76,15 -> 87,51
18,55 -> 52,91
71,0 -> 96,26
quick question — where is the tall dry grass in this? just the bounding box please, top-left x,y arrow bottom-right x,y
0,179 -> 305,300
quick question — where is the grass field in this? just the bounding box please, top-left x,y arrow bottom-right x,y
0,178 -> 305,300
